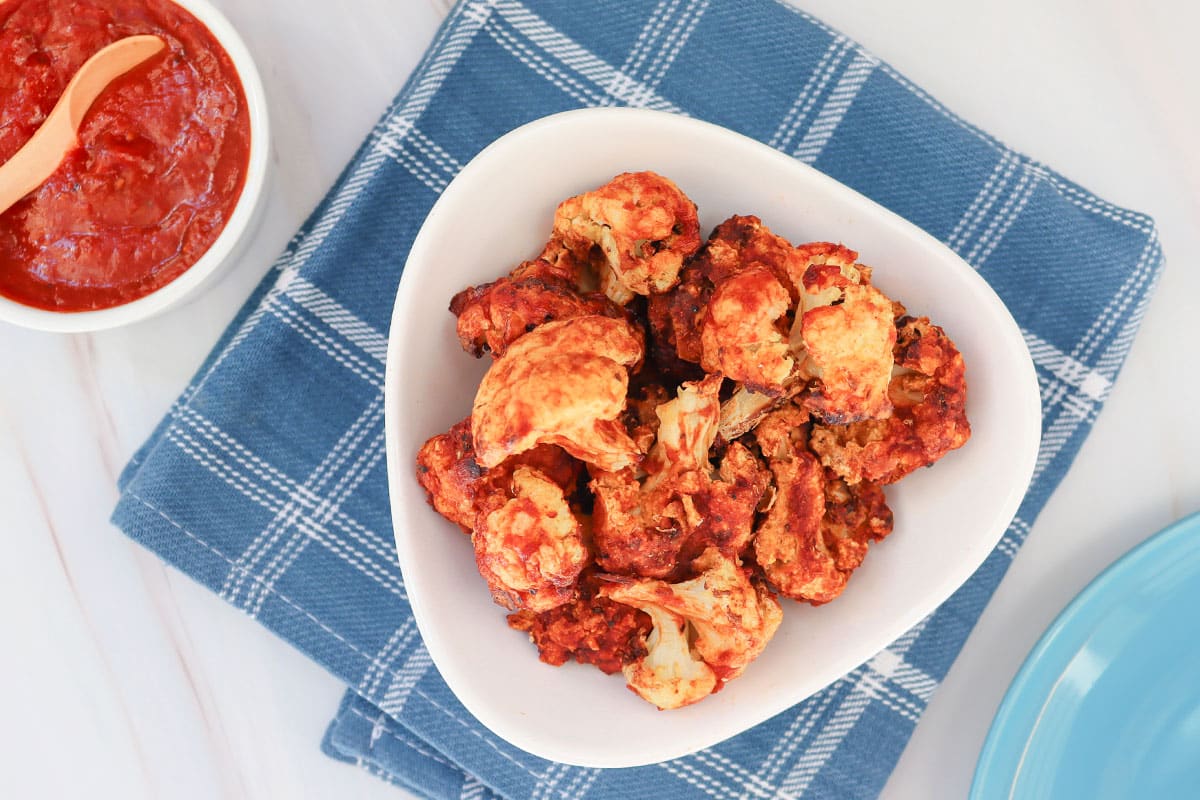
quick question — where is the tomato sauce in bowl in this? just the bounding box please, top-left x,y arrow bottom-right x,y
0,0 -> 251,312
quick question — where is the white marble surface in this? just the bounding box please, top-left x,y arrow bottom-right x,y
2,1 -> 1197,797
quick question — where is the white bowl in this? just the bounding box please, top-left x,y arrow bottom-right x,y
384,108 -> 1041,767
0,0 -> 270,333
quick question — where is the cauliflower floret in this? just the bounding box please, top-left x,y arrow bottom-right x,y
472,315 -> 645,471
474,467 -> 589,612
642,373 -> 722,482
449,274 -> 623,359
749,401 -> 811,459
622,382 -> 672,454
711,440 -> 773,552
590,465 -> 678,578
512,238 -> 599,289
650,220 -> 891,430
553,171 -> 701,304
791,251 -> 897,424
591,375 -> 722,578
415,417 -> 487,531
823,472 -> 893,573
699,263 -> 794,393
809,315 -> 970,484
415,417 -> 580,532
615,604 -> 717,710
751,406 -> 893,605
753,448 -> 828,599
647,215 -> 800,373
601,440 -> 768,578
646,261 -> 709,376
506,571 -> 652,675
666,549 -> 783,681
716,383 -> 804,444
592,376 -> 768,579
693,215 -> 813,292
601,548 -> 782,708
787,241 -> 862,303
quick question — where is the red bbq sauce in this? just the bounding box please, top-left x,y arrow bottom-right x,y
0,0 -> 251,311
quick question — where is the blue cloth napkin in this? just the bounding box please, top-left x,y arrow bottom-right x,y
112,0 -> 1164,797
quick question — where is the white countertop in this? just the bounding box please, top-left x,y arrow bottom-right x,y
3,1 -> 1198,797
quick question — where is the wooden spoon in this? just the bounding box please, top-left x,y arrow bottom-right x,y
0,34 -> 166,216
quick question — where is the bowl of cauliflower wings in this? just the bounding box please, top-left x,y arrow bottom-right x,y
385,109 -> 1040,767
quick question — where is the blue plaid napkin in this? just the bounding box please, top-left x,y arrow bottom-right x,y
112,0 -> 1164,797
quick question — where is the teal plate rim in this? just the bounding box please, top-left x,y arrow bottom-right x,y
969,510 -> 1200,798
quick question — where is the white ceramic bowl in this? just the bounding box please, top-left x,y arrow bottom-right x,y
384,108 -> 1041,767
0,0 -> 270,333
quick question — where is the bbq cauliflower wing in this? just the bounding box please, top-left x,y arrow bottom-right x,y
647,215 -> 799,372
751,405 -> 893,604
553,171 -> 701,304
590,375 -> 722,578
600,547 -> 783,707
792,248 -> 897,423
699,263 -> 794,393
613,603 -> 717,710
474,466 -> 589,612
513,238 -> 599,288
449,274 -> 623,359
507,572 -> 652,675
472,315 -> 645,471
646,260 -> 709,375
809,315 -> 970,484
415,416 -> 581,532
591,376 -> 769,579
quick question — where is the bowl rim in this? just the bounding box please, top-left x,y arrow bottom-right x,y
384,106 -> 1042,767
0,0 -> 271,333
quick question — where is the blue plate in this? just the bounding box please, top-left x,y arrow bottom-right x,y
971,512 -> 1200,799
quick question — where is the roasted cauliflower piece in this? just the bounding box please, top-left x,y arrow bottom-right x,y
415,417 -> 486,532
601,547 -> 782,707
692,215 -> 812,292
590,465 -> 679,578
449,274 -> 622,359
622,382 -> 672,454
553,171 -> 701,304
415,417 -> 580,532
790,249 -> 897,424
642,373 -> 722,481
592,377 -> 769,580
699,264 -> 794,393
507,572 -> 652,675
753,446 -> 828,599
474,467 -> 589,612
603,440 -> 768,579
513,238 -> 598,288
652,218 -> 887,412
667,548 -> 783,681
591,376 -> 723,578
751,406 -> 893,604
750,401 -> 811,460
615,604 -> 717,710
810,315 -> 970,484
646,261 -> 709,373
823,473 -> 893,575
472,315 -> 645,471
711,440 -> 773,554
647,215 -> 798,372
717,383 -> 802,444
787,241 -> 862,300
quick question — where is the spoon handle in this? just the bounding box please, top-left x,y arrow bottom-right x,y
0,35 -> 165,216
